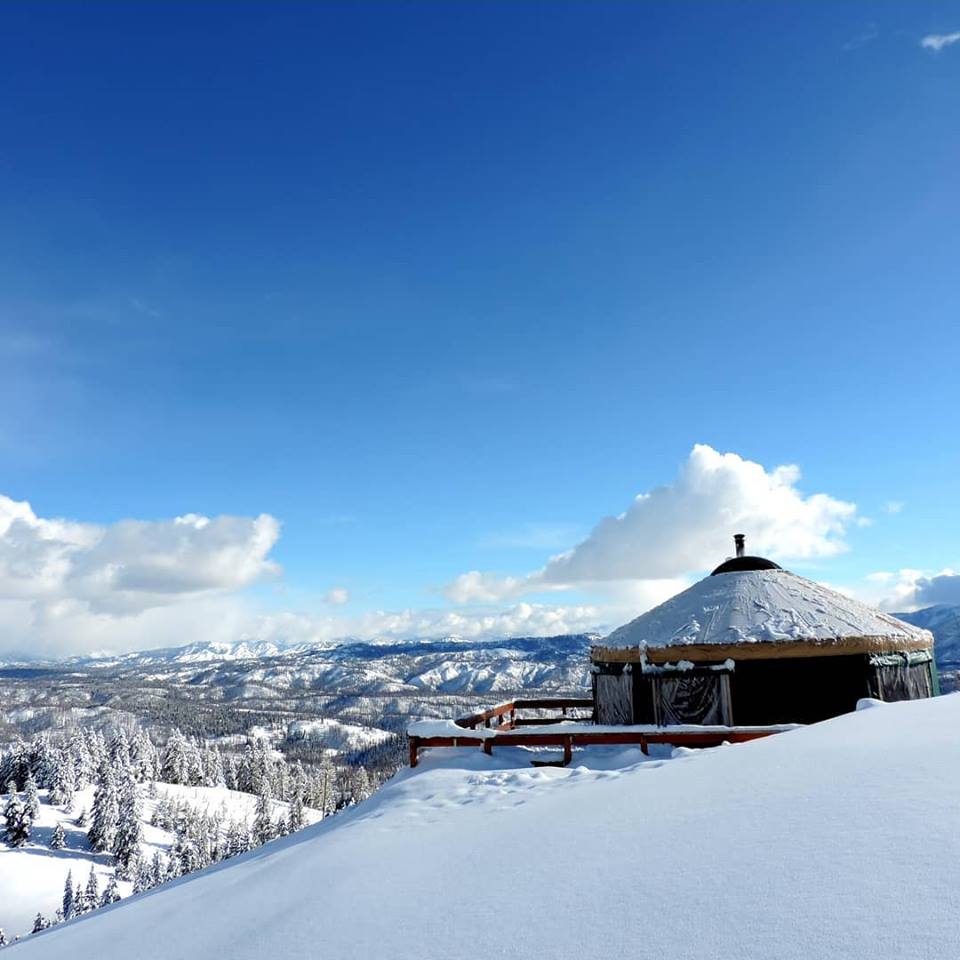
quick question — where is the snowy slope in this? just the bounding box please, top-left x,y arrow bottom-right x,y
14,693 -> 960,960
607,569 -> 930,647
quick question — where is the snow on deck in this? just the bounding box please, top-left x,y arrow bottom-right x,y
15,693 -> 960,960
605,568 -> 932,648
407,719 -> 799,738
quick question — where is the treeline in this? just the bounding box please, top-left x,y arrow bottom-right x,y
0,721 -> 386,945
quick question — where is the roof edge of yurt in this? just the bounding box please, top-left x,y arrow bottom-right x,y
592,631 -> 934,665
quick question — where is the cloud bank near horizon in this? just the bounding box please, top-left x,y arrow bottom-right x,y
0,444 -> 940,660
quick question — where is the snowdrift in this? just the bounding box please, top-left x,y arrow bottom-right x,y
15,694 -> 960,960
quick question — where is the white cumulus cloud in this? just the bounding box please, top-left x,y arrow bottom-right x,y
0,493 -> 281,655
446,444 -> 858,603
921,32 -> 960,52
876,568 -> 960,611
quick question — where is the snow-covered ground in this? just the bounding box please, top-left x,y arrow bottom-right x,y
11,693 -> 960,959
286,718 -> 393,754
0,784 -> 319,941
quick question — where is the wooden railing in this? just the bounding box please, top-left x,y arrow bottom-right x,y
455,698 -> 594,731
408,697 -> 793,768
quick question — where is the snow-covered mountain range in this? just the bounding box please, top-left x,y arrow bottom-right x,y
896,604 -> 960,671
64,634 -> 598,699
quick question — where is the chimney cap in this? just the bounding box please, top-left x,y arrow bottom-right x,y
710,535 -> 782,576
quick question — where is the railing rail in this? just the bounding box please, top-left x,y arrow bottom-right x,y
408,697 -> 793,767
455,697 -> 594,731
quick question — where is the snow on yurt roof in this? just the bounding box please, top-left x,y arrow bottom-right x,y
604,567 -> 931,650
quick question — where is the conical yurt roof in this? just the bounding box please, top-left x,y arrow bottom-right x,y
603,566 -> 931,655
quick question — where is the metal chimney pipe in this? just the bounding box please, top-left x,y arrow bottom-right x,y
734,533 -> 745,558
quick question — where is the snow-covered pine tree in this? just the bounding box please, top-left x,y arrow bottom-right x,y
74,806 -> 87,827
108,728 -> 132,778
201,744 -> 225,788
61,870 -> 74,921
0,927 -> 6,945
252,785 -> 274,846
224,820 -> 248,857
160,731 -> 191,785
27,736 -> 52,788
22,775 -> 40,823
317,755 -> 337,817
132,857 -> 151,894
350,765 -> 372,804
3,739 -> 28,790
50,822 -> 66,850
69,729 -> 92,789
49,750 -> 76,808
88,763 -> 119,853
287,785 -> 305,833
84,866 -> 99,910
185,738 -> 203,786
73,878 -> 87,916
86,730 -> 106,775
131,731 -> 158,783
168,835 -> 200,877
101,874 -> 121,905
3,781 -> 30,847
31,913 -> 46,934
112,774 -> 143,878
149,850 -> 166,888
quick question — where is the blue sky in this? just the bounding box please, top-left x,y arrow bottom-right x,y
1,2 -> 959,655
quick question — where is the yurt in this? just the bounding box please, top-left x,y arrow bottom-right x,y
591,535 -> 937,726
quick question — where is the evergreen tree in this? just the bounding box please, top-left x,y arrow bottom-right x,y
131,731 -> 158,783
112,775 -> 143,879
61,870 -> 74,921
108,728 -> 131,778
73,879 -> 87,916
287,786 -> 305,833
69,729 -> 92,789
168,835 -> 200,877
160,731 -> 191,785
350,766 -> 372,804
0,928 -> 6,945
101,874 -> 121,905
31,913 -> 46,934
224,821 -> 249,858
3,782 -> 29,847
132,858 -> 152,894
84,866 -> 100,910
149,851 -> 166,888
317,755 -> 337,816
22,775 -> 40,824
49,750 -> 76,808
88,764 -> 119,853
4,739 -> 28,790
50,822 -> 66,850
252,786 -> 274,846
27,736 -> 51,788
74,806 -> 87,827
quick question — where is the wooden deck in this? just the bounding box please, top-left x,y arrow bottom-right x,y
407,698 -> 794,767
